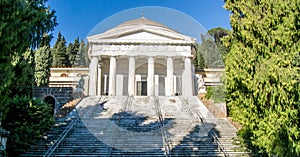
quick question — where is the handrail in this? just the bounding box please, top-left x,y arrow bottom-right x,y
192,97 -> 229,157
153,96 -> 171,157
177,97 -> 196,120
43,116 -> 79,157
108,96 -> 133,156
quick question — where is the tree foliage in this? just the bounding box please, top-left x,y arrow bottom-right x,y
67,38 -> 80,66
0,0 -> 57,155
194,28 -> 229,70
0,0 -> 57,117
224,0 -> 300,156
2,97 -> 54,155
199,34 -> 224,68
208,27 -> 230,59
194,43 -> 206,69
51,34 -> 87,67
74,39 -> 89,67
52,33 -> 68,67
35,45 -> 51,87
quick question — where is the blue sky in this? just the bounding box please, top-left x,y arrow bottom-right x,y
47,0 -> 231,44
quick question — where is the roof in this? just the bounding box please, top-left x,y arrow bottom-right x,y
87,16 -> 196,44
116,16 -> 171,30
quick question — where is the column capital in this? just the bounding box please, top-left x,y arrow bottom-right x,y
127,55 -> 137,60
166,56 -> 175,61
148,56 -> 155,62
109,55 -> 119,59
184,55 -> 194,59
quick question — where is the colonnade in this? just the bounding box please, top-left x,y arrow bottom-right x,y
89,55 -> 194,96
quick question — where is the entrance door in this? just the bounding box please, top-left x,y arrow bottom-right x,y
137,81 -> 147,96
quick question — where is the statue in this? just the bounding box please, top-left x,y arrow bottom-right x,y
74,76 -> 85,98
196,74 -> 206,94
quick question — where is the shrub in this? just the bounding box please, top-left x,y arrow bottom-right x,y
2,96 -> 54,155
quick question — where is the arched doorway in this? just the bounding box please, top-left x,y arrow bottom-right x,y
43,95 -> 56,115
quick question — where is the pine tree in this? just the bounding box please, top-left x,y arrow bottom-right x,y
224,0 -> 300,156
207,27 -> 230,59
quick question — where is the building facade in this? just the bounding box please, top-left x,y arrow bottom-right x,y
49,67 -> 89,95
87,17 -> 197,96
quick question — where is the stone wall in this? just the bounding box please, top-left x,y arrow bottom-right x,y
33,87 -> 74,114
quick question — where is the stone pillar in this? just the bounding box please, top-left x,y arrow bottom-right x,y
182,57 -> 193,96
147,57 -> 155,96
128,56 -> 135,96
166,57 -> 174,96
97,64 -> 102,96
89,57 -> 98,96
155,75 -> 159,96
108,56 -> 116,96
103,74 -> 108,95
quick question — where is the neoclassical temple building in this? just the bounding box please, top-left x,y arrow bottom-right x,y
87,16 -> 197,96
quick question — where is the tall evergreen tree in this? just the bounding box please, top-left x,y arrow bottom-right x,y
67,38 -> 80,66
75,39 -> 89,67
35,45 -> 51,87
52,34 -> 68,67
0,0 -> 57,155
224,0 -> 300,156
0,0 -> 57,117
51,32 -> 61,66
194,43 -> 206,69
198,34 -> 224,68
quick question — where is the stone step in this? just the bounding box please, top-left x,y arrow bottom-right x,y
22,96 -> 248,156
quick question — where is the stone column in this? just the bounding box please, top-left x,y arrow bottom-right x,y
147,57 -> 155,96
108,56 -> 117,96
97,63 -> 102,96
166,57 -> 174,96
103,74 -> 108,95
182,57 -> 193,96
128,56 -> 135,96
88,57 -> 98,96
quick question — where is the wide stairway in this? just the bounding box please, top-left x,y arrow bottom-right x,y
22,96 -> 248,156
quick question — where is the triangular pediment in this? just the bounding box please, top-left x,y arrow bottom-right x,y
116,30 -> 181,42
88,25 -> 195,44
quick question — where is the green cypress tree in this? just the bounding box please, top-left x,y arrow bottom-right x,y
51,32 -> 61,67
0,0 -> 57,118
199,34 -> 224,68
75,39 -> 89,67
52,34 -> 68,67
0,0 -> 57,155
67,37 -> 80,66
194,43 -> 206,69
35,45 -> 51,87
224,0 -> 300,156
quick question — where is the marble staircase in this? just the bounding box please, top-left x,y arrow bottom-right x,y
22,96 -> 248,156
